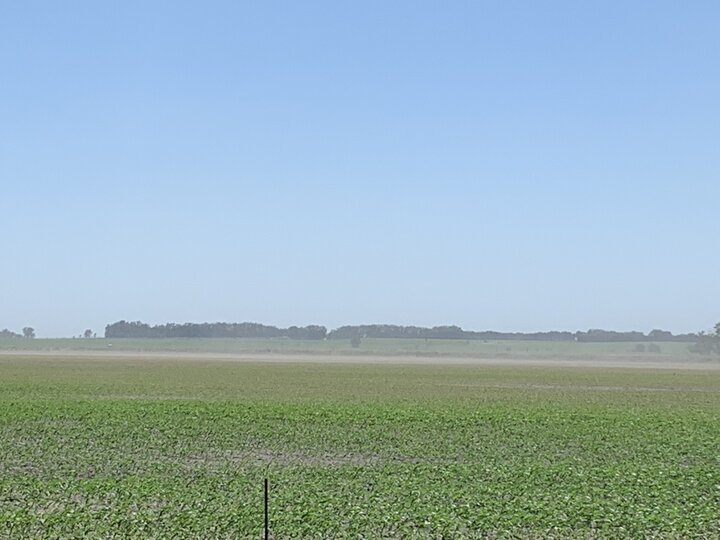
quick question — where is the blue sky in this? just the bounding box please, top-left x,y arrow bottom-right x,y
1,1 -> 718,337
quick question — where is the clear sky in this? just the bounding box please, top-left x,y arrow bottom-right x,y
1,1 -> 719,337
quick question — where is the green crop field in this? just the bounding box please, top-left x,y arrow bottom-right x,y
1,354 -> 719,538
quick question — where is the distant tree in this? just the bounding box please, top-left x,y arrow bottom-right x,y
648,329 -> 673,341
647,343 -> 662,354
22,327 -> 35,339
633,344 -> 646,353
84,329 -> 93,339
0,329 -> 22,338
689,324 -> 720,355
350,335 -> 361,348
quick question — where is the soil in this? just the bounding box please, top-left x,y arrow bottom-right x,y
0,349 -> 718,370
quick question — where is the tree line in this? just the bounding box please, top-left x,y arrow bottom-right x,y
104,321 -> 328,340
0,327 -> 35,338
104,320 -> 699,343
326,324 -> 697,342
2,321 -> 718,354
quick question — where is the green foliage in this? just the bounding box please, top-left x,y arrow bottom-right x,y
104,321 -> 327,339
328,325 -> 694,343
689,323 -> 720,355
102,321 -> 696,343
0,357 -> 719,538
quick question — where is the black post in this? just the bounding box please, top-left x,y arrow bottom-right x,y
264,478 -> 269,540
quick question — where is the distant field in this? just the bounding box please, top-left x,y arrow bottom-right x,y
0,337 -> 703,361
1,354 -> 719,538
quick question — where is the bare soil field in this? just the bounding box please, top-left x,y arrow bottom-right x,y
0,348 -> 718,370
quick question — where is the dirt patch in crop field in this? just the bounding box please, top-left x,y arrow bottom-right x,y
0,349 -> 718,371
181,449 -> 485,470
183,449 -> 384,469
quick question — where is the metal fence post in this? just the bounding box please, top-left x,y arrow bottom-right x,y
264,478 -> 269,540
